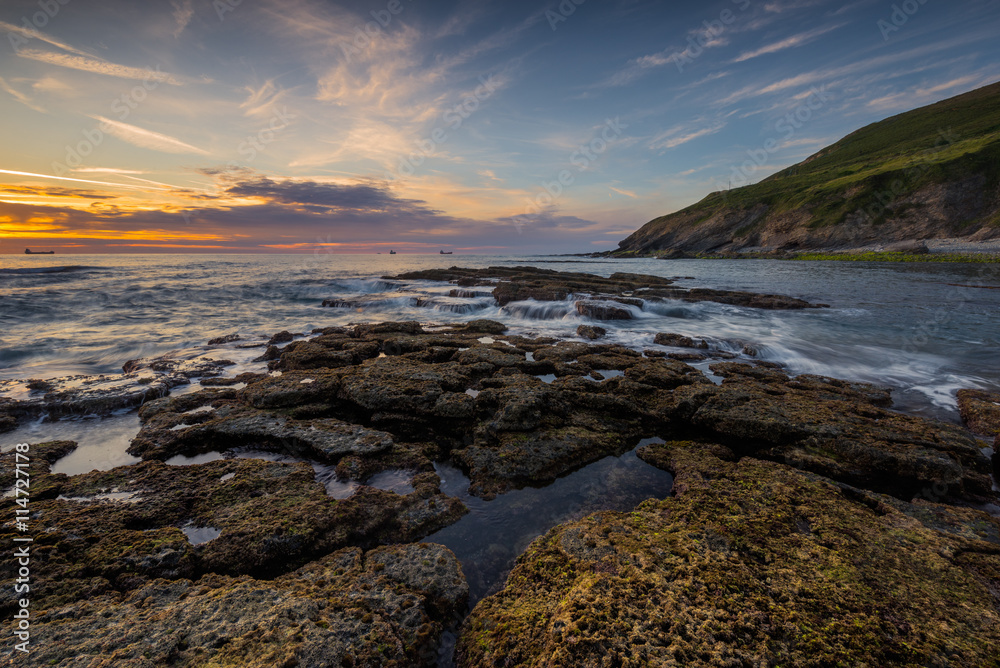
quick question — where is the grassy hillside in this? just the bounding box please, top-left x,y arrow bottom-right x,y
618,81 -> 1000,254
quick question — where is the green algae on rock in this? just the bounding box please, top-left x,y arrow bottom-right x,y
26,543 -> 467,667
457,441 -> 1000,667
684,363 -> 994,504
0,455 -> 466,617
957,388 -> 1000,438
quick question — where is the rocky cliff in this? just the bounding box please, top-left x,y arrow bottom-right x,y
617,81 -> 1000,255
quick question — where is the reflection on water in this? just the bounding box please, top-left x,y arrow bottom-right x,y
0,412 -> 143,476
427,438 -> 673,606
182,524 -> 222,545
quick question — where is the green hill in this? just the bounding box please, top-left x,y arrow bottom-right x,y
617,81 -> 1000,255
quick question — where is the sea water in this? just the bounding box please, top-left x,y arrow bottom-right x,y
2,254 -> 997,421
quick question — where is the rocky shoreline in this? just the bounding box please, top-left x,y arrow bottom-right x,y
2,267 -> 998,666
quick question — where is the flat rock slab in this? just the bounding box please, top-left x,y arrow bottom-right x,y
387,266 -> 825,310
0,352 -> 239,432
0,454 -> 466,614
130,401 -> 397,462
958,388 -> 1000,437
682,363 -> 995,503
457,442 -> 1000,667
25,543 -> 467,668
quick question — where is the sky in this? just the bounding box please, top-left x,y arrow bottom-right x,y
0,0 -> 998,254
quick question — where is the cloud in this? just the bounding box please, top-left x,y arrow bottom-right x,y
0,76 -> 46,113
649,121 -> 726,151
239,79 -> 294,119
255,0 -> 517,167
1,184 -> 117,199
865,73 -> 997,111
221,175 -> 434,211
72,167 -> 147,174
0,168 -> 170,192
604,50 -> 675,87
762,0 -> 828,12
17,50 -> 184,85
0,21 -> 92,57
732,24 -> 844,63
92,116 -> 211,155
171,0 -> 195,38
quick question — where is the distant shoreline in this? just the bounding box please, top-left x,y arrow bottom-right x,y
593,237 -> 1000,262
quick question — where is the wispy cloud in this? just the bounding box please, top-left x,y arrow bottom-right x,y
0,168 -> 169,191
0,76 -> 46,113
649,121 -> 726,151
171,0 -> 195,38
92,116 -> 211,155
17,50 -> 184,85
604,50 -> 675,87
732,24 -> 844,63
0,21 -> 93,57
239,79 -> 293,119
762,0 -> 828,13
73,167 -> 147,174
865,73 -> 998,111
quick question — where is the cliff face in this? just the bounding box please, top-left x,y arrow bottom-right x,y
618,82 -> 1000,254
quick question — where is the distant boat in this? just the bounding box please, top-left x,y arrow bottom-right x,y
440,250 -> 453,254
24,248 -> 55,255
389,250 -> 396,254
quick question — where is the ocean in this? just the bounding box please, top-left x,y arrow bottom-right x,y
2,253 -> 998,420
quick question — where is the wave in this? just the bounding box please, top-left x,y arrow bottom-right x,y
415,297 -> 494,315
0,265 -> 105,275
502,299 -> 574,320
326,278 -> 403,294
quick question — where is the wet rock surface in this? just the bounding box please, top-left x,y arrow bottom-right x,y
653,332 -> 709,349
5,312 -> 998,666
457,441 -> 1000,667
576,325 -> 606,340
0,452 -> 465,617
26,542 -> 467,667
689,363 -> 994,503
957,388 -> 1000,437
0,352 -> 237,431
388,265 -> 826,310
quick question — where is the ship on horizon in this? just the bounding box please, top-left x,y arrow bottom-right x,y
24,248 -> 55,255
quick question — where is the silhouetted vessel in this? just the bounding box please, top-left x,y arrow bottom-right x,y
440,250 -> 453,254
24,248 -> 54,254
389,250 -> 396,255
